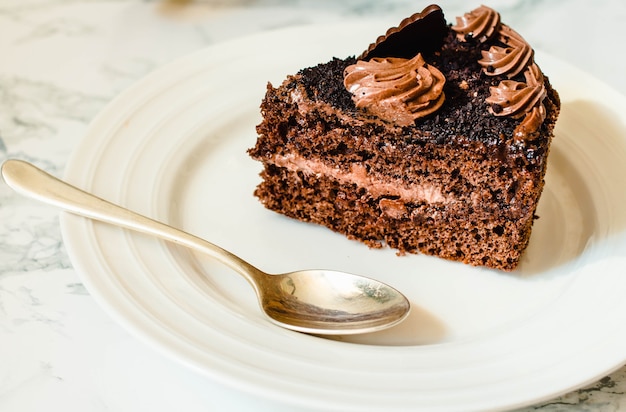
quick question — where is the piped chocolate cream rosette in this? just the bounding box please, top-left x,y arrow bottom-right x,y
452,5 -> 500,42
345,5 -> 448,126
344,54 -> 446,126
478,25 -> 534,78
486,63 -> 547,138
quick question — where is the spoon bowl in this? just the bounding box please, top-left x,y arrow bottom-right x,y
1,159 -> 410,335
258,269 -> 410,333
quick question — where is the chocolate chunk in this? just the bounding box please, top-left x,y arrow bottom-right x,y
359,4 -> 448,60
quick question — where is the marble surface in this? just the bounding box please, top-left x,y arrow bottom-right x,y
1,1 -> 625,411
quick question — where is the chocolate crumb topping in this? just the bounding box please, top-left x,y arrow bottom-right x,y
298,29 -> 559,154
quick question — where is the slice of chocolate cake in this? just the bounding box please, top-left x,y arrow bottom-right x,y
248,5 -> 560,271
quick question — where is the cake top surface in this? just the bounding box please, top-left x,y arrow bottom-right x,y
299,47 -> 524,148
316,4 -> 558,148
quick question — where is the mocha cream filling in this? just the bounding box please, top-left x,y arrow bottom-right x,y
270,153 -> 455,204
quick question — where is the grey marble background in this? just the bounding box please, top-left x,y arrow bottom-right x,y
1,0 -> 625,411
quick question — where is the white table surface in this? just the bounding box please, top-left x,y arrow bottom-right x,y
1,1 -> 626,411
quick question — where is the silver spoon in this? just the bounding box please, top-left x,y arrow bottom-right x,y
1,159 -> 410,335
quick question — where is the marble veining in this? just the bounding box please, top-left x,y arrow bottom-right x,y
1,0 -> 625,411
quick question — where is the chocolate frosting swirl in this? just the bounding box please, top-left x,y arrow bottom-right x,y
344,54 -> 445,126
486,63 -> 547,137
478,25 -> 534,78
451,5 -> 500,42
515,104 -> 546,138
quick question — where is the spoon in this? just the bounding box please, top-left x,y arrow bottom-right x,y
1,159 -> 410,335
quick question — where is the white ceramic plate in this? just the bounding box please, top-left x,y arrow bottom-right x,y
61,23 -> 626,411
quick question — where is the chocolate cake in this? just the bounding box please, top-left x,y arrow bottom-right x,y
248,5 -> 560,271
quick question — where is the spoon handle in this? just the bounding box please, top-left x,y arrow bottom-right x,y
1,159 -> 264,284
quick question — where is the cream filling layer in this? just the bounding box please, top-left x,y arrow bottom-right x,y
270,153 -> 455,205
